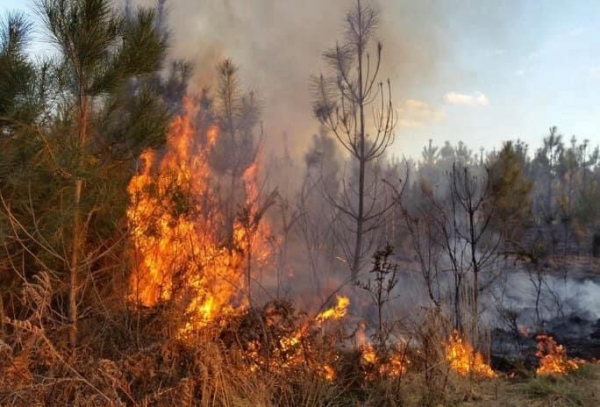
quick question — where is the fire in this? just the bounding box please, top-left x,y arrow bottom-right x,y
360,343 -> 409,379
362,344 -> 377,365
315,295 -> 350,323
444,330 -> 496,378
536,334 -> 584,376
246,297 -> 350,380
127,98 -> 268,333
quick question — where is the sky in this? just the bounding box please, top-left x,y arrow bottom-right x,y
2,0 -> 600,161
407,0 -> 600,160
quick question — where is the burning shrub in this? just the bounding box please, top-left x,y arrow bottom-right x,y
220,297 -> 349,381
536,334 -> 584,376
444,330 -> 496,378
127,97 -> 272,336
359,342 -> 410,380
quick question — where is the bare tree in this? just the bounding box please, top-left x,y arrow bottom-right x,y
312,0 -> 397,280
293,131 -> 342,294
403,164 -> 504,346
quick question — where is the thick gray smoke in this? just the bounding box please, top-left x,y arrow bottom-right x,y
130,0 -> 447,158
492,271 -> 600,322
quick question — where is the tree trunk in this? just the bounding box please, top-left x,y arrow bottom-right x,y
69,179 -> 82,349
351,6 -> 366,281
454,273 -> 462,332
69,93 -> 88,350
469,204 -> 479,344
227,168 -> 237,248
246,232 -> 252,305
352,155 -> 365,280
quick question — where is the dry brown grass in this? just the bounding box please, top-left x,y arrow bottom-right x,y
2,276 -> 600,406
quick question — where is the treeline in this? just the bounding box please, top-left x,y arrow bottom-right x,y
398,132 -> 599,334
405,130 -> 600,258
284,123 -> 599,342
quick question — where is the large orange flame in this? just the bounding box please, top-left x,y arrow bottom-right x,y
127,98 -> 267,333
444,330 -> 496,378
536,334 -> 584,376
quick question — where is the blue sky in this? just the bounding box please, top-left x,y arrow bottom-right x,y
0,1 -> 27,17
394,0 -> 600,159
2,0 -> 600,160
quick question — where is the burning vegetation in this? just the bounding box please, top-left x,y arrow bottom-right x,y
360,343 -> 410,379
3,0 -> 600,406
241,295 -> 350,380
444,331 -> 496,378
127,97 -> 269,333
536,334 -> 585,376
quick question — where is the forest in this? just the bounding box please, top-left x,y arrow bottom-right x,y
2,0 -> 600,406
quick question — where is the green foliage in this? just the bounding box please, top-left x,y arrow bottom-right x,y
520,366 -> 598,407
0,0 -> 175,323
487,141 -> 533,243
37,0 -> 166,94
0,13 -> 47,128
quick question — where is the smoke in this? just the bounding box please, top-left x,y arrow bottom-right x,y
121,0 -> 458,317
128,0 -> 447,158
493,271 -> 600,322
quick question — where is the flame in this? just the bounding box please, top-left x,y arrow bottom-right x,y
315,295 -> 350,323
361,344 -> 377,365
247,328 -> 338,380
360,343 -> 409,379
444,330 -> 496,378
127,98 -> 267,333
246,297 -> 350,380
536,334 -> 584,376
322,364 -> 336,381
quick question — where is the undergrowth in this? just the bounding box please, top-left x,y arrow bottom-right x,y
1,274 -> 599,406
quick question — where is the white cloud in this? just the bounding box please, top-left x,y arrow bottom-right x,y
514,69 -> 527,77
487,48 -> 506,57
585,66 -> 600,78
525,50 -> 542,62
443,91 -> 490,107
396,99 -> 445,128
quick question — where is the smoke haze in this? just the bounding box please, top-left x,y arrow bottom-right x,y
129,0 -> 449,158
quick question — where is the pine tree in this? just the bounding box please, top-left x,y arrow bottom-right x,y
312,0 -> 397,280
487,141 -> 533,247
0,0 -> 172,350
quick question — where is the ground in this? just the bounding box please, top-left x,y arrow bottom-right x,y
458,365 -> 600,407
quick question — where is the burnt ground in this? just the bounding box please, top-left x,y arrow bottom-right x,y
491,257 -> 600,372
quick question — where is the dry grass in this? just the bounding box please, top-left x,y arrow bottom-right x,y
2,276 -> 600,406
3,321 -> 600,406
456,365 -> 600,407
